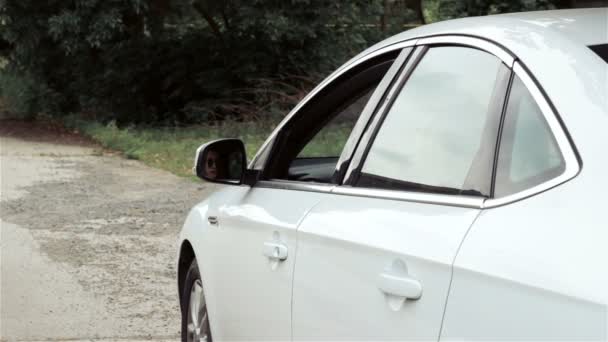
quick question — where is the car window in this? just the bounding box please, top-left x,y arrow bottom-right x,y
494,75 -> 565,197
261,51 -> 404,183
589,44 -> 608,63
356,46 -> 507,196
297,87 -> 375,158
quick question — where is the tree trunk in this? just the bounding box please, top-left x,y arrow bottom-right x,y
404,0 -> 425,24
149,0 -> 170,37
381,0 -> 389,32
192,0 -> 225,44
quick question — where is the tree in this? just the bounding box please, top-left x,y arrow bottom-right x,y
0,0 -> 568,123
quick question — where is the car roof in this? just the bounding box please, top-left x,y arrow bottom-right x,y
354,8 -> 607,62
492,8 -> 608,46
387,8 -> 608,47
341,9 -> 607,83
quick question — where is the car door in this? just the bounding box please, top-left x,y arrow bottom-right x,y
199,47 -> 410,340
292,42 -> 512,340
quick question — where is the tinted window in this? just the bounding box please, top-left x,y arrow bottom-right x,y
494,75 -> 565,197
262,52 -> 401,183
589,44 -> 608,63
357,46 -> 506,196
297,86 -> 375,158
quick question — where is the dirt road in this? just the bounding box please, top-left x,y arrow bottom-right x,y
0,135 -> 212,341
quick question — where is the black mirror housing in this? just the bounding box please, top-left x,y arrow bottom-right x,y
194,139 -> 247,185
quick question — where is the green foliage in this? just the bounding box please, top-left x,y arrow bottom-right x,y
298,123 -> 353,158
72,116 -> 351,178
0,69 -> 60,119
70,117 -> 279,177
1,0 -> 567,125
434,0 -> 559,20
0,0 -> 387,124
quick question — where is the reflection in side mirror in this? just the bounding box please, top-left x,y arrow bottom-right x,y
194,139 -> 246,185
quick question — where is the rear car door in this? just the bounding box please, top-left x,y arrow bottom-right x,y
292,42 -> 512,340
199,47 -> 409,340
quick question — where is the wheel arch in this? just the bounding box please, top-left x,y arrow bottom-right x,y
178,239 -> 196,312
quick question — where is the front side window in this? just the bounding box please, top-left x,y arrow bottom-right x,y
284,86 -> 377,183
261,52 -> 402,183
297,87 -> 375,159
494,75 -> 565,197
356,46 -> 508,196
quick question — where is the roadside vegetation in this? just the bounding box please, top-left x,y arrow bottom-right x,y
72,120 -> 274,177
72,119 -> 351,177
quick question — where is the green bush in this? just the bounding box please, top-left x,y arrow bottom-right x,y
0,1 -> 386,124
69,118 -> 277,177
0,70 -> 60,120
0,0 -> 564,124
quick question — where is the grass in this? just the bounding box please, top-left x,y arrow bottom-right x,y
75,120 -> 273,177
298,123 -> 353,158
72,118 -> 352,179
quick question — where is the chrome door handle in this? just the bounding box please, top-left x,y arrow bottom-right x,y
263,242 -> 288,261
378,272 -> 422,300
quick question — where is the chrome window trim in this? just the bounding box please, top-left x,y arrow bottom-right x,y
331,186 -> 484,209
416,35 -> 515,67
247,39 -> 419,169
256,180 -> 335,193
482,62 -> 581,209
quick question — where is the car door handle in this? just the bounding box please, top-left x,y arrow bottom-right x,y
378,272 -> 422,300
263,242 -> 288,261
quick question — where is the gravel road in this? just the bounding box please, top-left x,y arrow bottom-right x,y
0,135 -> 213,341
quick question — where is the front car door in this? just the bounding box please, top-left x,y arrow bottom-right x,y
200,46 -> 408,340
292,40 -> 513,340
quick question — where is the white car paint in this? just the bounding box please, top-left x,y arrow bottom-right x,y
292,194 -> 480,340
179,9 -> 608,341
181,185 -> 327,340
441,178 -> 608,340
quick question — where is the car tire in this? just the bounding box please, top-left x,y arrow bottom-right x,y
181,259 -> 212,342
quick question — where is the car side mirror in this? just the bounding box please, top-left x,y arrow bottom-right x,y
194,139 -> 246,185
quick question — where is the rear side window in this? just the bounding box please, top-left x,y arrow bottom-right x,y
356,46 -> 507,196
494,75 -> 565,197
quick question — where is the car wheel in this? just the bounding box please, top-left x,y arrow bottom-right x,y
181,259 -> 212,342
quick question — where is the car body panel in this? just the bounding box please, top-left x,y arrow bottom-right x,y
442,176 -> 608,340
292,194 -> 481,340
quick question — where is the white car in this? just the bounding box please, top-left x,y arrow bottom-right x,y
177,9 -> 608,342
